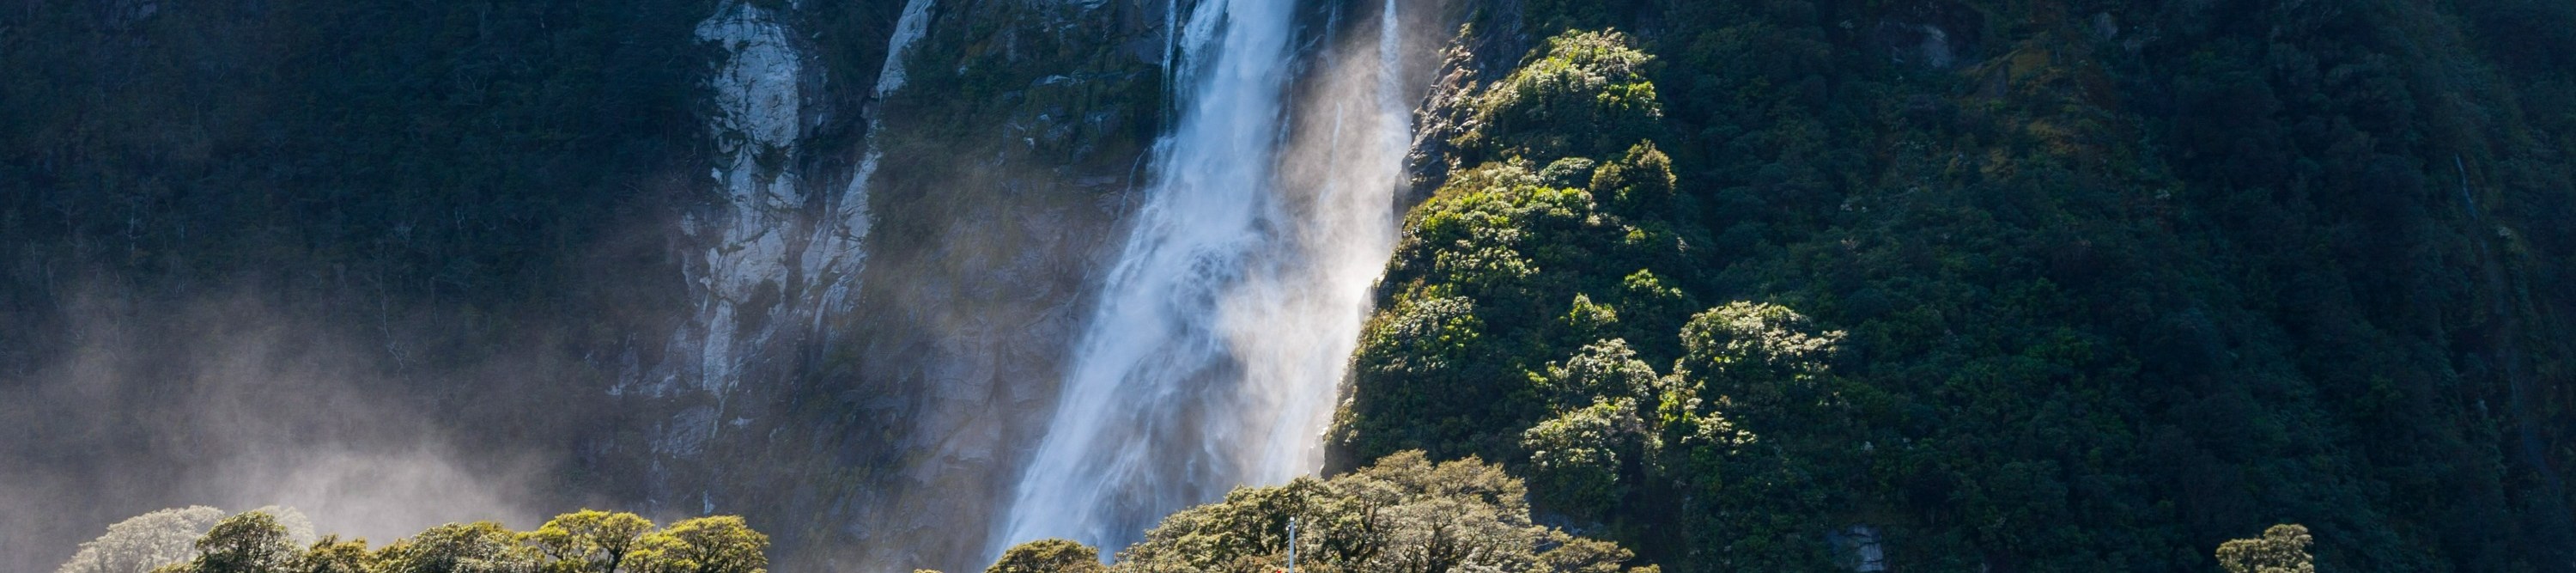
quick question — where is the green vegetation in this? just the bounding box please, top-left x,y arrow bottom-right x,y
10,0 -> 2575,571
77,509 -> 766,573
1336,0 -> 2576,570
1340,29 -> 1856,570
0,0 -> 716,306
56,507 -> 230,573
2216,525 -> 2316,573
984,539 -> 1104,573
1456,30 -> 1667,165
979,453 -> 1652,573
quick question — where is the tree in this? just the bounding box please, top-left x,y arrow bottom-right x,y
629,517 -> 766,573
528,510 -> 654,573
374,522 -> 537,573
1522,397 -> 1648,513
1588,142 -> 1675,212
167,512 -> 299,573
242,508 -> 319,551
2216,524 -> 2315,573
1542,339 -> 1663,406
1459,30 -> 1663,162
1674,302 -> 1844,422
57,507 -> 227,573
985,539 -> 1104,573
67,509 -> 768,573
294,536 -> 374,573
1110,451 -> 1653,573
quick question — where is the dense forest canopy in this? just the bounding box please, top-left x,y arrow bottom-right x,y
1338,0 -> 2576,570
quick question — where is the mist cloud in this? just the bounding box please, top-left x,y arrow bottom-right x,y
0,289 -> 550,570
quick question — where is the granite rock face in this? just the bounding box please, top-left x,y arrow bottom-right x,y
623,1 -> 1177,570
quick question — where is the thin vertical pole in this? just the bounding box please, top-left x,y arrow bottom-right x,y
1287,517 -> 1298,573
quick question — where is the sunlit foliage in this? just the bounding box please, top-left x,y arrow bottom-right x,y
74,509 -> 762,573
985,539 -> 1104,573
1342,1 -> 2576,568
2216,525 -> 2316,573
1102,452 -> 1653,573
57,507 -> 227,573
630,516 -> 769,573
1457,30 -> 1664,162
528,510 -> 653,573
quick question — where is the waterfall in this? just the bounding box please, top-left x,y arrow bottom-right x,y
996,0 -> 1414,554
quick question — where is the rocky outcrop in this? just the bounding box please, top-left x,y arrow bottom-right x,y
627,0 -> 884,522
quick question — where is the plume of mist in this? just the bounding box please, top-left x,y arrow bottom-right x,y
242,506 -> 319,548
995,0 -> 1431,555
997,0 -> 1308,552
50,505 -> 317,573
49,506 -> 222,573
0,290 -> 551,571
1236,0 -> 1426,486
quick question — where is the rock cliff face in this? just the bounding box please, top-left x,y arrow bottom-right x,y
10,0 -> 2574,572
792,0 -> 1171,568
634,2 -> 1457,570
633,0 -> 899,506
617,1 -> 1180,570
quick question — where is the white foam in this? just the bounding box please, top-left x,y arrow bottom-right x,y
996,0 -> 1415,555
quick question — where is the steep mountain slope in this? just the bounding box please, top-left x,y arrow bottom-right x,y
1334,1 -> 2575,571
0,0 -> 1176,570
4,0 -> 2572,572
0,1 -> 730,569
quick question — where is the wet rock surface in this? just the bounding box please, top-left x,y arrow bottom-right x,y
617,1 -> 1174,570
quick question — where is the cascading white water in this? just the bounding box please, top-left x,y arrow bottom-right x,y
1242,0 -> 1413,480
997,0 -> 1414,553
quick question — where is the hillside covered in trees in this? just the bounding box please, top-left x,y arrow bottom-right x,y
1336,1 -> 2576,571
3,0 -> 2572,571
